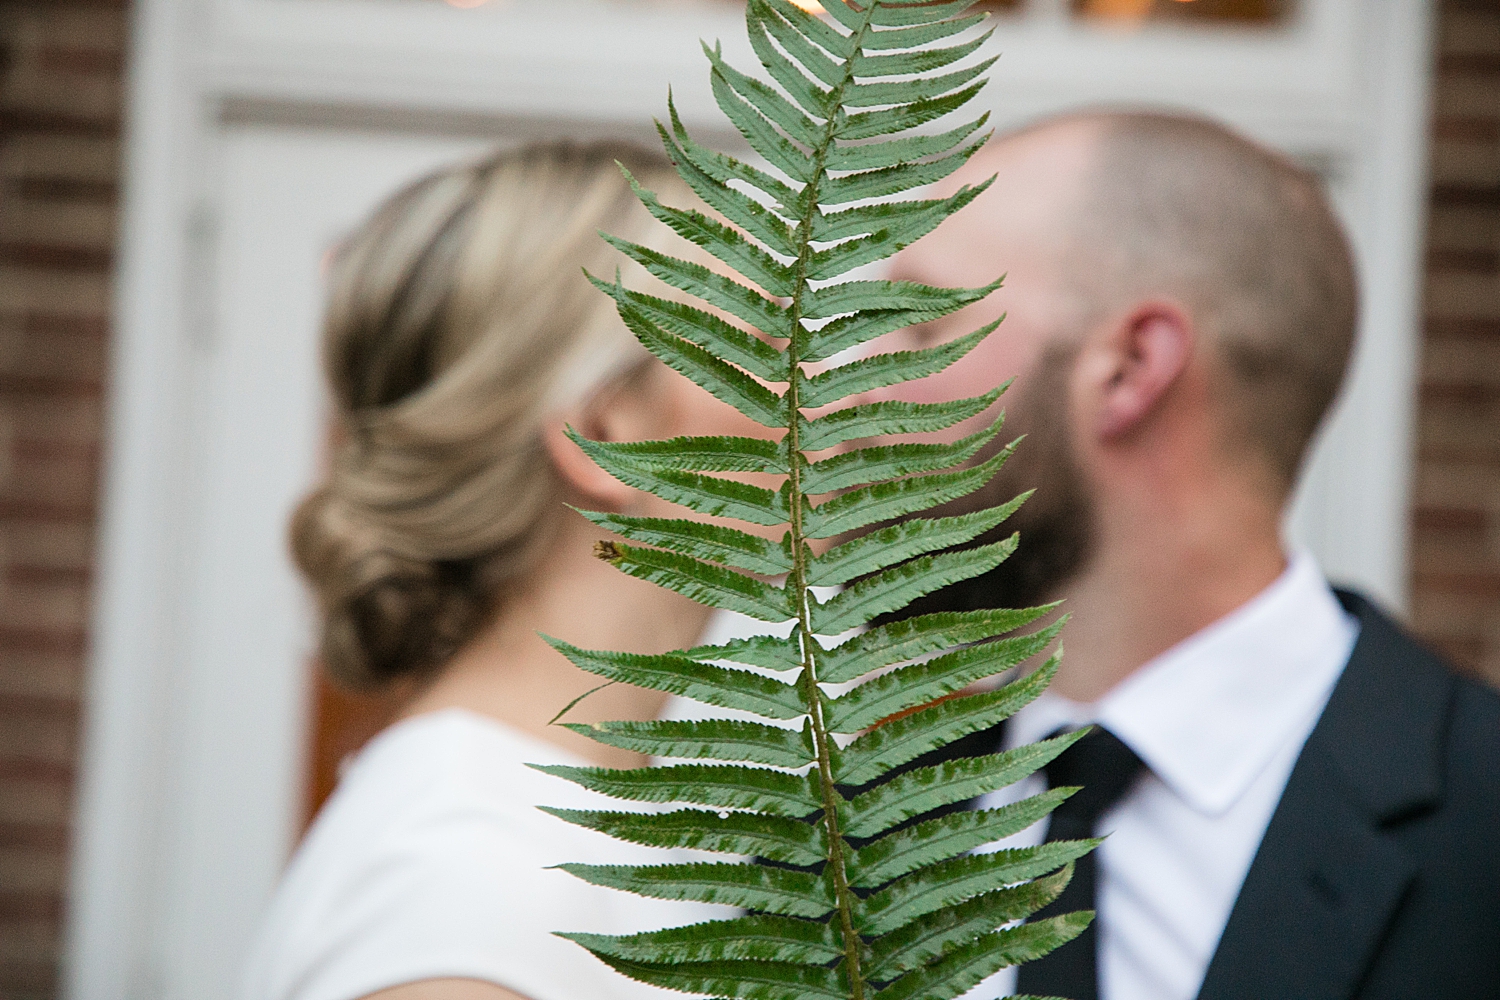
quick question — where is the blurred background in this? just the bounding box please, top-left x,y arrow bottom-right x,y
0,0 -> 1493,997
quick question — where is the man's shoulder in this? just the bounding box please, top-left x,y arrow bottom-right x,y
1198,588 -> 1500,1000
1333,587 -> 1500,740
1325,588 -> 1500,832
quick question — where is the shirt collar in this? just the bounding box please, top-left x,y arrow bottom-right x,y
1008,553 -> 1358,817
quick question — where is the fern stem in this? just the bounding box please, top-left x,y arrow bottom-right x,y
783,5 -> 881,998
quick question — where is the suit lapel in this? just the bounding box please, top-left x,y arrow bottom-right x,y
1195,591 -> 1452,1000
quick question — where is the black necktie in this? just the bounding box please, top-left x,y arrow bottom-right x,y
1016,726 -> 1146,1000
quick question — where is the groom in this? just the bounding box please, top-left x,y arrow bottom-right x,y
873,111 -> 1500,1000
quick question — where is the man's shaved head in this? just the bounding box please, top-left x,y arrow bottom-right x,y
884,110 -> 1359,610
1048,110 -> 1358,484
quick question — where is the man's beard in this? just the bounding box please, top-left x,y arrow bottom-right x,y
895,341 -> 1098,617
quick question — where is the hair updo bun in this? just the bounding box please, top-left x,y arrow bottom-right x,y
292,142 -> 685,689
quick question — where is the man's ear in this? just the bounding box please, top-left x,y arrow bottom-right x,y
1091,301 -> 1195,441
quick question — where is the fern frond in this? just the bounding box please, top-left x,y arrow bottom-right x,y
544,4 -> 1096,999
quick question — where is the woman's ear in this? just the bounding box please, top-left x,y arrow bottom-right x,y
540,417 -> 633,511
1090,301 -> 1195,441
541,362 -> 669,512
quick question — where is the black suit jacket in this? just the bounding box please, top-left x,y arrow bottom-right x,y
1194,590 -> 1500,999
890,588 -> 1500,998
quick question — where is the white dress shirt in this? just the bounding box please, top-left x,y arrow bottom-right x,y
966,552 -> 1359,1000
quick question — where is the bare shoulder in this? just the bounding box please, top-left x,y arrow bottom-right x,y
361,979 -> 532,1000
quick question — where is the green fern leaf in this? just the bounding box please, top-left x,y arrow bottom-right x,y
807,498 -> 1024,588
851,30 -> 993,78
845,57 -> 996,108
575,511 -> 791,577
613,295 -> 789,424
682,633 -> 807,673
570,436 -> 787,525
535,762 -> 819,816
588,274 -> 786,382
863,866 -> 1070,978
560,718 -> 813,768
818,605 -> 1057,682
603,235 -> 789,333
797,388 -> 1002,452
800,421 -> 1006,495
572,436 -> 785,474
839,81 -> 990,141
858,13 -> 988,51
810,537 -> 1018,634
559,861 -> 835,918
834,653 -> 1062,782
859,840 -> 1100,936
758,0 -> 856,58
802,444 -> 1013,539
864,0 -> 986,28
826,619 -> 1065,733
708,57 -> 819,183
543,807 -> 826,866
545,5 -> 1101,998
809,184 -> 987,241
658,119 -> 801,256
543,639 -> 806,719
665,96 -> 805,217
849,789 -> 1077,886
595,540 -> 792,622
749,2 -> 841,100
707,42 -> 826,151
629,173 -> 797,296
823,120 -> 991,174
876,912 -> 1091,1000
799,322 -> 996,408
588,954 -> 848,1000
561,913 -> 845,964
844,731 -> 1089,839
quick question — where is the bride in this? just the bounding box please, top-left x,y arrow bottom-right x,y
242,142 -> 766,1000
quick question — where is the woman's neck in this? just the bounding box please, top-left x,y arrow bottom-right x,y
401,517 -> 712,767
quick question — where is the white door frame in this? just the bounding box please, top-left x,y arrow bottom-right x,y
66,1 -> 1435,997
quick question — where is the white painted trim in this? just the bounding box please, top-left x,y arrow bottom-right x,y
66,2 -> 1436,997
64,0 -> 211,995
1283,0 -> 1434,610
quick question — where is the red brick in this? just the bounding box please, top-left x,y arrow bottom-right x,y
0,322 -> 107,382
0,627 -> 86,657
0,846 -> 67,895
0,775 -> 71,827
1427,248 -> 1500,274
1,394 -> 102,446
1432,117 -> 1500,143
1425,318 -> 1500,341
1413,506 -> 1488,533
0,452 -> 98,512
0,651 -> 81,701
1412,2 -> 1500,696
0,580 -> 91,632
0,698 -> 77,770
1438,52 -> 1500,74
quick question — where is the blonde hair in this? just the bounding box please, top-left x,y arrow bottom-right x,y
292,141 -> 684,689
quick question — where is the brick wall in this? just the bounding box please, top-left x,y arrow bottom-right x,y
1410,0 -> 1500,692
0,1 -> 123,997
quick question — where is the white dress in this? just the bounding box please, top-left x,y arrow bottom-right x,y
241,708 -> 728,1000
